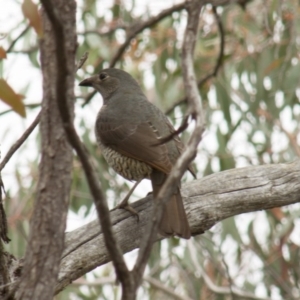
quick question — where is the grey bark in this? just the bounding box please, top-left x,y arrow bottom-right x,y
52,160 -> 300,293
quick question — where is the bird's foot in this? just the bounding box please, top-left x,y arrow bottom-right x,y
113,180 -> 141,221
115,201 -> 139,222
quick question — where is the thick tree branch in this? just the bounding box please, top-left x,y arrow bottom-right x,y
51,160 -> 300,293
5,161 -> 300,294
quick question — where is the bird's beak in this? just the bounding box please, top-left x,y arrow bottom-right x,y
79,77 -> 94,87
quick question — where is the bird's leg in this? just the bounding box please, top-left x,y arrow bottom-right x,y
115,179 -> 142,220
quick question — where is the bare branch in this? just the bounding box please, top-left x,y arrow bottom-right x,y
152,115 -> 190,146
165,5 -> 225,115
187,242 -> 272,300
196,6 -> 224,85
9,45 -> 39,54
144,276 -> 194,300
109,2 -> 186,68
0,111 -> 41,172
76,52 -> 89,70
0,103 -> 41,117
77,24 -> 127,37
132,0 -> 204,288
6,25 -> 30,53
6,161 -> 299,294
52,160 -> 300,293
0,175 -> 9,243
72,273 -> 196,300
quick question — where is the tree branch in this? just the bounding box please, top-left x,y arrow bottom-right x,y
187,242 -> 272,300
51,160 -> 300,293
5,161 -> 300,294
165,5 -> 225,115
131,0 -> 204,289
6,25 -> 30,53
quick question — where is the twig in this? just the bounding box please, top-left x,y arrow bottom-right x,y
0,111 -> 41,172
0,103 -> 41,117
152,115 -> 189,146
40,0 -> 133,296
77,24 -> 127,37
144,276 -> 193,300
9,45 -> 39,54
132,0 -> 204,288
71,271 -> 194,299
6,25 -> 30,53
197,6 -> 224,86
110,2 -> 185,68
164,5 -> 225,115
0,51 -> 88,173
0,174 -> 9,243
187,242 -> 272,300
76,52 -> 89,70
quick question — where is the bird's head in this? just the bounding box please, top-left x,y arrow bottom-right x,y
79,68 -> 140,100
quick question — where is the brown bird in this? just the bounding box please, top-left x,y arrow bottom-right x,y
79,68 -> 195,239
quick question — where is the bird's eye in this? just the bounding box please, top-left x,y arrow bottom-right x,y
99,73 -> 108,80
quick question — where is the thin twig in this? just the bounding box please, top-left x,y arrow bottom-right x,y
76,52 -> 89,70
187,242 -> 272,300
77,24 -> 127,37
132,0 -> 204,288
164,5 -> 225,115
152,115 -> 189,146
110,2 -> 185,67
40,0 -> 133,296
73,273 -> 194,300
6,25 -> 30,53
0,111 -> 41,172
9,45 -> 39,54
0,103 -> 41,117
144,276 -> 193,300
0,174 -> 9,243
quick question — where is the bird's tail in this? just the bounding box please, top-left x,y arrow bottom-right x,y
150,170 -> 191,239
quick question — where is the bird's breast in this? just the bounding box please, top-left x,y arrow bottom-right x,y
98,140 -> 152,181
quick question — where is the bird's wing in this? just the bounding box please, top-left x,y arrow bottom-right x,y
97,117 -> 174,174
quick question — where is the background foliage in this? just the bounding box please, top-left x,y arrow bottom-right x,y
1,0 -> 300,299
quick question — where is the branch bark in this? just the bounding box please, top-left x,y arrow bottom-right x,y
15,1 -> 77,299
47,160 -> 300,293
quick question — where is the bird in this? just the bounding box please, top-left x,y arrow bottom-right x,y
79,68 -> 196,239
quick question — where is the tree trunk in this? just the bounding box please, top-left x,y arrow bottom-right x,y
15,1 -> 76,299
